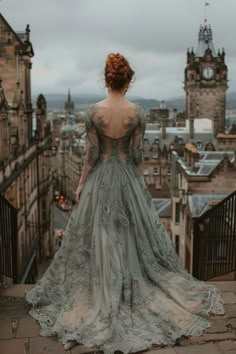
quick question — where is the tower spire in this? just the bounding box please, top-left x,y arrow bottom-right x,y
64,89 -> 74,115
196,22 -> 216,57
68,88 -> 71,103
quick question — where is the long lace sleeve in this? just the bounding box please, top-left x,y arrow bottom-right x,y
78,106 -> 100,185
132,106 -> 146,173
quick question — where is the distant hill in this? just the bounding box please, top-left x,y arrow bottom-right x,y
32,91 -> 236,111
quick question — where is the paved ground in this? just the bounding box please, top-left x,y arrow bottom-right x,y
0,281 -> 236,354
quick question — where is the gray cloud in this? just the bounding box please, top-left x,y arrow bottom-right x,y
1,0 -> 236,99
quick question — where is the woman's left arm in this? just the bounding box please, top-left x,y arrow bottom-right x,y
75,107 -> 99,203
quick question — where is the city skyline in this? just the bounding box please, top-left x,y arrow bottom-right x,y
1,0 -> 236,100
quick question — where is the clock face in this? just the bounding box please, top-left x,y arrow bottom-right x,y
203,67 -> 214,80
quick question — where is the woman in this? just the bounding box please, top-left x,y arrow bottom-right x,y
25,53 -> 224,354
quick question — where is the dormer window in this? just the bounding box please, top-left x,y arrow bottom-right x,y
152,152 -> 158,159
197,141 -> 202,150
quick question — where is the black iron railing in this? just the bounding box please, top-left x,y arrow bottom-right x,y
193,190 -> 236,280
0,196 -> 17,283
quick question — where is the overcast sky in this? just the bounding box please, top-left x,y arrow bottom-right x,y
1,0 -> 236,100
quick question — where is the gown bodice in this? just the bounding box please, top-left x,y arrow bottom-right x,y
99,133 -> 132,161
84,103 -> 146,166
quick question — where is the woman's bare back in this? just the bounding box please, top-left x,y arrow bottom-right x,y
94,97 -> 138,139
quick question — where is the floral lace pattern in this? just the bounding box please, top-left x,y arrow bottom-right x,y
25,104 -> 224,354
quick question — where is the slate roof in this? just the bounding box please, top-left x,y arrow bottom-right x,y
188,194 -> 229,217
144,118 -> 214,150
178,151 -> 235,176
152,198 -> 172,218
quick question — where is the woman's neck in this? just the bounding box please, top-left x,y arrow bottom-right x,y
107,89 -> 127,100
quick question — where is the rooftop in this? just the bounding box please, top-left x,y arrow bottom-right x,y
144,119 -> 214,150
153,198 -> 172,218
188,194 -> 229,217
178,151 -> 235,176
0,282 -> 236,354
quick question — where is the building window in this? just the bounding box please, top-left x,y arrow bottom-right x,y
175,235 -> 180,255
144,138 -> 149,145
152,152 -> 158,159
167,167 -> 171,175
154,138 -> 159,144
175,202 -> 180,224
144,153 -> 149,160
144,168 -> 149,176
153,167 -> 159,175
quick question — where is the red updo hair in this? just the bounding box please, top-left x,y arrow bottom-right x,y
104,53 -> 135,91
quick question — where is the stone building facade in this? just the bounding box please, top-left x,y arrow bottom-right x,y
170,144 -> 236,279
0,14 -> 53,284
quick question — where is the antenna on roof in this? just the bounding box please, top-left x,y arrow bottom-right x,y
204,1 -> 210,24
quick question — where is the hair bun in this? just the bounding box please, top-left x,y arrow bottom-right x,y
105,53 -> 135,90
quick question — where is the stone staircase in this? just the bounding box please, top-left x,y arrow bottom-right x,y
0,282 -> 236,354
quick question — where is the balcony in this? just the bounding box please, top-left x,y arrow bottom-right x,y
0,281 -> 235,354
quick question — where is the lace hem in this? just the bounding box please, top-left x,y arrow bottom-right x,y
25,283 -> 224,354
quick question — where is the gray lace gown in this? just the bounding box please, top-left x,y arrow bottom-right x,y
25,104 -> 224,354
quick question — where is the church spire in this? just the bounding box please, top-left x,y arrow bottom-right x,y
68,88 -> 71,103
64,88 -> 74,115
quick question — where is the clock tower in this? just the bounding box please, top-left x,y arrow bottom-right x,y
184,24 -> 228,136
